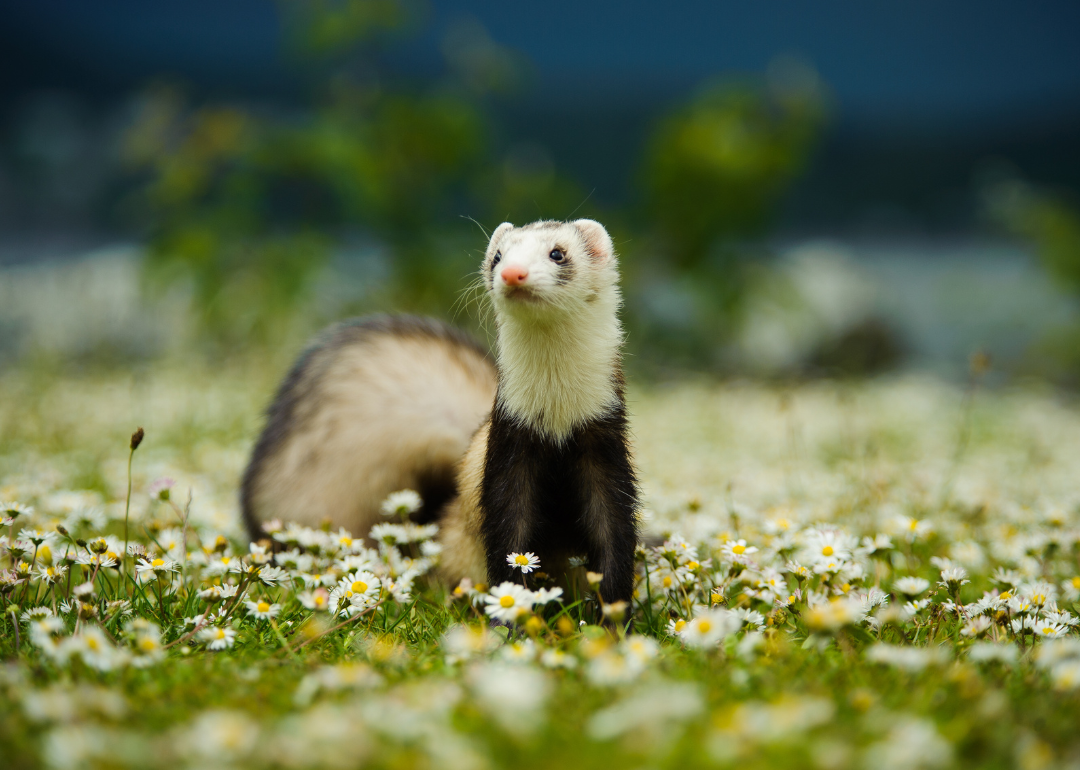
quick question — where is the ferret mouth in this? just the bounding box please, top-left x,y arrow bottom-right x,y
501,286 -> 544,304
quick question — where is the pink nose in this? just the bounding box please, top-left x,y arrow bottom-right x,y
501,265 -> 528,286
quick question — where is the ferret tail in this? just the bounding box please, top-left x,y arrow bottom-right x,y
241,315 -> 497,542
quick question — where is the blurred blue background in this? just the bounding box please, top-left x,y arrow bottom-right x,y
1,0 -> 1079,381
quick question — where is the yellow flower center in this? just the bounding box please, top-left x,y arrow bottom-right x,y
674,619 -> 686,632
698,620 -> 712,633
1000,591 -> 1012,600
257,601 -> 270,613
340,537 -> 352,547
139,637 -> 158,652
352,581 -> 368,593
688,561 -> 700,570
710,592 -> 722,603
106,552 -> 118,562
1072,577 -> 1080,589
514,554 -> 529,565
1033,594 -> 1046,605
86,637 -> 99,650
909,520 -> 920,531
152,558 -> 165,567
841,583 -> 851,593
662,576 -> 673,588
732,544 -> 746,555
821,545 -> 834,556
214,629 -> 226,640
499,595 -> 515,608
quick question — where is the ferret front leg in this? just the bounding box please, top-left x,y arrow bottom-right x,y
578,471 -> 639,606
479,464 -> 539,589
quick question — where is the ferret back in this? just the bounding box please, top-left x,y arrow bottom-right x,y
241,316 -> 497,541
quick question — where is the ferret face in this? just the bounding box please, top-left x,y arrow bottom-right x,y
483,219 -> 619,317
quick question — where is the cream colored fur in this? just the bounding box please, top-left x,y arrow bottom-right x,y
486,220 -> 623,442
249,331 -> 495,538
435,423 -> 489,585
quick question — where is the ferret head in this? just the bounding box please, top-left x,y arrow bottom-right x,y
481,219 -> 625,440
482,219 -> 619,319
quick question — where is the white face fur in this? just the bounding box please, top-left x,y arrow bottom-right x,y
482,219 -> 624,441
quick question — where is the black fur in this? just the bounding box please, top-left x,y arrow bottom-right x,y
479,380 -> 639,604
240,315 -> 491,542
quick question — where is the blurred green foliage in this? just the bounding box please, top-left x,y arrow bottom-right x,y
629,68 -> 826,367
990,182 -> 1080,296
125,0 -> 577,345
642,78 -> 823,270
125,0 -> 823,358
987,180 -> 1080,385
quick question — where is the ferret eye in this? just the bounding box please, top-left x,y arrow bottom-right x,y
492,251 -> 501,269
549,248 -> 565,263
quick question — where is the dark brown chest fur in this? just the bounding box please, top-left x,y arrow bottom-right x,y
478,390 -> 640,604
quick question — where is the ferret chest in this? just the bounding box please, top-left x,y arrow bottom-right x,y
480,404 -> 632,549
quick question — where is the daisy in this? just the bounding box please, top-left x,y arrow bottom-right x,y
803,528 -> 855,564
247,542 -> 273,566
507,552 -> 540,574
895,516 -> 933,542
257,565 -> 289,587
63,626 -> 128,671
21,606 -> 54,622
1061,576 -> 1080,602
1035,622 -> 1069,639
540,649 -> 578,669
483,582 -> 535,623
368,523 -> 408,546
960,617 -> 992,637
720,539 -> 758,563
533,585 -> 564,606
245,600 -> 281,620
679,609 -> 737,648
199,626 -> 237,650
938,567 -> 970,590
135,556 -> 178,581
380,489 -> 423,518
1,501 -> 33,525
147,477 -> 175,502
35,564 -> 67,584
622,636 -> 660,663
340,571 -> 382,603
894,577 -> 931,597
666,617 -> 688,637
442,624 -> 501,663
299,588 -> 331,611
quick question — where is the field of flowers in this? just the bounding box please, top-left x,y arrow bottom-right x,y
2,358 -> 1080,770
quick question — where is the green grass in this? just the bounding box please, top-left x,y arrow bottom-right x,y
2,359 -> 1080,769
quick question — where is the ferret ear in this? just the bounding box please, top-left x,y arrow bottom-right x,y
573,219 -> 615,265
487,222 -> 514,255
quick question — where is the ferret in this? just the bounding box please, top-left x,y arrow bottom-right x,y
241,219 -> 639,604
